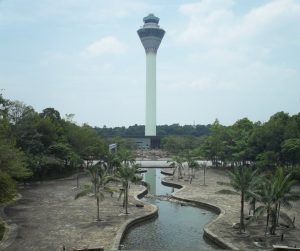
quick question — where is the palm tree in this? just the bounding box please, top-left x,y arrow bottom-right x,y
273,167 -> 298,230
75,163 -> 114,221
200,162 -> 208,185
103,152 -> 121,174
185,153 -> 200,178
254,167 -> 299,235
217,165 -> 260,233
116,164 -> 143,214
117,149 -> 135,165
168,156 -> 184,179
253,179 -> 276,235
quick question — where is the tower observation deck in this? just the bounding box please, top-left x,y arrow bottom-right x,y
137,14 -> 165,136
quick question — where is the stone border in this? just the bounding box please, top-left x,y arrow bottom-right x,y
161,178 -> 239,250
112,182 -> 158,250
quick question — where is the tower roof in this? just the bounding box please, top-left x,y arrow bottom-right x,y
143,14 -> 159,24
138,14 -> 165,54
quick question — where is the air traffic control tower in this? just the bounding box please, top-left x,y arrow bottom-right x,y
138,14 -> 165,136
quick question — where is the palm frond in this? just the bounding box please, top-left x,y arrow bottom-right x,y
280,212 -> 295,228
254,205 -> 267,217
75,185 -> 93,199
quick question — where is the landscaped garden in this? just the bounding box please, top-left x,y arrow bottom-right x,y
1,94 -> 300,250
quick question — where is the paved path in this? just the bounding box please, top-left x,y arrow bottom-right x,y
0,175 -> 152,251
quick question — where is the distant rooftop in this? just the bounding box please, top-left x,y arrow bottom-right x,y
143,13 -> 160,24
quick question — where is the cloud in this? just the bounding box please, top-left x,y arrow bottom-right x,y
177,0 -> 300,47
82,36 -> 126,57
177,0 -> 234,45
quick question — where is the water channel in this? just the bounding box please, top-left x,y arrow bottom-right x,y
121,168 -> 219,250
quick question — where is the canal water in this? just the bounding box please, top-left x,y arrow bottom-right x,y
121,168 -> 219,250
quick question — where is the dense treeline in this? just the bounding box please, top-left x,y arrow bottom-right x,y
195,113 -> 300,170
95,123 -> 210,137
161,113 -> 300,171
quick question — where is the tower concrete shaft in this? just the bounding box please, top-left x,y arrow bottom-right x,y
137,14 -> 165,136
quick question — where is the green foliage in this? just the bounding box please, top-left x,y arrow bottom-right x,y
0,132 -> 30,180
161,135 -> 201,154
281,138 -> 300,165
117,149 -> 135,165
0,170 -> 16,203
193,112 -> 300,174
103,152 -> 121,174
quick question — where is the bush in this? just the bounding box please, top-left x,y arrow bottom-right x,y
0,171 -> 16,203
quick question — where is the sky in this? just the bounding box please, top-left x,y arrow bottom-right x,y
1,0 -> 299,127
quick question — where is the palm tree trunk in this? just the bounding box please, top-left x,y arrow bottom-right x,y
270,209 -> 277,235
97,196 -> 100,221
125,183 -> 128,214
265,207 -> 270,235
203,166 -> 206,185
276,202 -> 281,226
122,192 -> 125,208
240,191 -> 245,233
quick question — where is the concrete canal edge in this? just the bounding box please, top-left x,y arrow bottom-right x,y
112,183 -> 158,250
161,177 -> 239,250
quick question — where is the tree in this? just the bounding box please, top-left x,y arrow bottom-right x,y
40,108 -> 61,121
200,162 -> 208,185
117,149 -> 135,165
227,118 -> 255,165
0,170 -> 16,203
75,164 -> 114,221
253,167 -> 299,235
103,152 -> 121,174
281,138 -> 300,167
0,137 -> 31,180
217,166 -> 260,233
185,153 -> 200,179
116,164 -> 143,214
7,100 -> 34,125
168,156 -> 185,179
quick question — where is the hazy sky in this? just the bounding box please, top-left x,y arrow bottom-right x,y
1,0 -> 299,127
